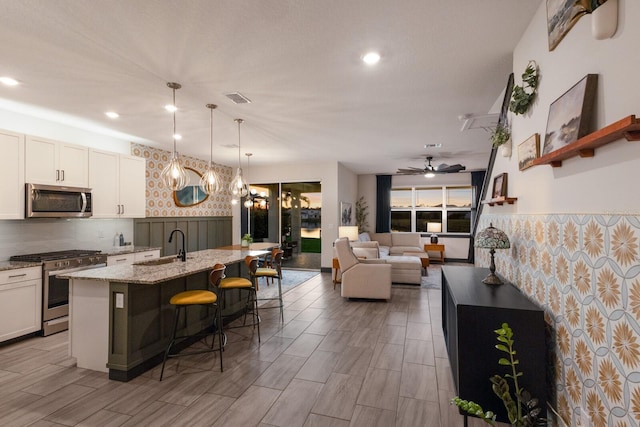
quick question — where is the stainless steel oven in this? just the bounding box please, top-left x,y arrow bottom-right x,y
10,250 -> 107,336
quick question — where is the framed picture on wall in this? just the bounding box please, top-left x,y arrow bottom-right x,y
340,202 -> 352,226
546,0 -> 590,51
518,134 -> 540,171
492,173 -> 508,199
543,74 -> 598,156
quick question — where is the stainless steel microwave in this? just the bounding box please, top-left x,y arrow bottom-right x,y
26,183 -> 93,218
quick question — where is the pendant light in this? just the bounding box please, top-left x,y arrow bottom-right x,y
161,82 -> 188,191
229,118 -> 248,201
243,153 -> 253,208
199,104 -> 223,195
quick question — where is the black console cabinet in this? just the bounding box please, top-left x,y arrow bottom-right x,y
442,265 -> 546,423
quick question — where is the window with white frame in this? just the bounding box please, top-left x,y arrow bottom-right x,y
390,186 -> 472,233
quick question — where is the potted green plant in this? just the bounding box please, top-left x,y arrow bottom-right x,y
451,323 -> 546,426
490,122 -> 512,157
241,233 -> 253,247
355,196 -> 369,233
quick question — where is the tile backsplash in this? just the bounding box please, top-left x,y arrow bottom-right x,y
0,218 -> 134,260
477,214 -> 640,426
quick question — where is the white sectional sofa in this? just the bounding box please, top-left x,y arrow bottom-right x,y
347,232 -> 427,285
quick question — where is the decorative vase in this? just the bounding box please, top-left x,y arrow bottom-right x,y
500,140 -> 512,158
592,0 -> 618,40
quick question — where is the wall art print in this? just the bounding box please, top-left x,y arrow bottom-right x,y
546,0 -> 597,51
518,133 -> 540,171
543,74 -> 597,156
340,201 -> 352,226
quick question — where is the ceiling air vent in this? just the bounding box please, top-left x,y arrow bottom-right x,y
225,92 -> 252,104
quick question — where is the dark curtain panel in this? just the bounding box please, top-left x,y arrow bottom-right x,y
468,170 -> 486,263
376,175 -> 392,233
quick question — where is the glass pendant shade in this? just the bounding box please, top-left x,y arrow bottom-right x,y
243,197 -> 252,208
161,82 -> 188,191
161,151 -> 188,191
228,118 -> 249,197
199,104 -> 222,195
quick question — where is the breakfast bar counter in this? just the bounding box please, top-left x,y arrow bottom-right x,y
63,247 -> 270,381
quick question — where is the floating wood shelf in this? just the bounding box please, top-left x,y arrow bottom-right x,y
481,197 -> 518,206
532,115 -> 640,168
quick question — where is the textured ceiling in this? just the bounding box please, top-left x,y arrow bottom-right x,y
0,0 -> 541,174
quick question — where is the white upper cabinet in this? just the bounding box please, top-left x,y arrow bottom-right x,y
118,154 -> 146,218
25,136 -> 88,187
0,130 -> 25,219
89,149 -> 145,218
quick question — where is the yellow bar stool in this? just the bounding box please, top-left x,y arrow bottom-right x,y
219,256 -> 261,343
160,263 -> 226,381
254,249 -> 284,323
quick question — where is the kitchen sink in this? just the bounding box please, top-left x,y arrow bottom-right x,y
133,256 -> 181,266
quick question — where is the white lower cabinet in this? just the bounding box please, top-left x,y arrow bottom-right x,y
107,250 -> 159,266
0,267 -> 42,342
134,250 -> 160,262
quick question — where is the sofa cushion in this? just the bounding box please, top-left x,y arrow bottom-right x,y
379,246 -> 390,258
358,232 -> 371,242
391,233 -> 421,247
371,232 -> 392,247
389,245 -> 423,255
385,255 -> 422,269
351,241 -> 380,259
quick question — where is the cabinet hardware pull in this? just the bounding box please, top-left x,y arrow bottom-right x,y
117,205 -> 121,214
56,170 -> 60,181
61,170 -> 65,181
144,254 -> 154,258
8,273 -> 27,278
121,204 -> 124,214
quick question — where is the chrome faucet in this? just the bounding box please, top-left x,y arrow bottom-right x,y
168,229 -> 186,262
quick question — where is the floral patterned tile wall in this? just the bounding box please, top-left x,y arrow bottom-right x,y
477,214 -> 640,426
131,143 -> 233,218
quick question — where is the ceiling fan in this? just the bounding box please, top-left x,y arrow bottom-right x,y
396,156 -> 466,177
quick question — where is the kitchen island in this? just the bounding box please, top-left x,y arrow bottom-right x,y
63,247 -> 271,381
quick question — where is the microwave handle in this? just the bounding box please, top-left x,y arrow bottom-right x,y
80,192 -> 87,213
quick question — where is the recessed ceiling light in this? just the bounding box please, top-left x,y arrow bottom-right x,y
0,77 -> 19,86
165,104 -> 177,112
424,143 -> 442,148
105,111 -> 119,119
173,133 -> 182,140
362,52 -> 381,65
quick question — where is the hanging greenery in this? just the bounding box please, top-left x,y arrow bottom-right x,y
490,122 -> 511,148
509,60 -> 539,116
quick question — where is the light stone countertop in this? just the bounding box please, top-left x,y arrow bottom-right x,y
0,261 -> 42,272
60,248 -> 270,285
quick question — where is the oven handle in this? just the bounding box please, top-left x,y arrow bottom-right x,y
48,263 -> 107,276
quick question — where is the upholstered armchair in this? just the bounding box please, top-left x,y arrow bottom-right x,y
334,237 -> 392,300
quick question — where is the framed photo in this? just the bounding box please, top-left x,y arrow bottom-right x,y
492,173 -> 508,199
546,0 -> 590,51
340,202 -> 352,225
518,134 -> 540,171
542,74 -> 597,156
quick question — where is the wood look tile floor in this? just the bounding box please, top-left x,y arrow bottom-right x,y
0,269 -> 503,427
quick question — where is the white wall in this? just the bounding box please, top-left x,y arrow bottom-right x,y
487,0 -> 640,215
247,160 -> 340,268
